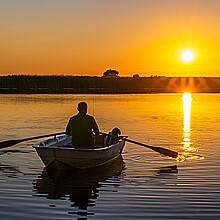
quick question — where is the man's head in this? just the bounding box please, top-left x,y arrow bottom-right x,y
77,102 -> 88,113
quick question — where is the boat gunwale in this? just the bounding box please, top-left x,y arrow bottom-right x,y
33,139 -> 126,152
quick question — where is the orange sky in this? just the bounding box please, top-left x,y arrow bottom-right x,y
1,0 -> 220,77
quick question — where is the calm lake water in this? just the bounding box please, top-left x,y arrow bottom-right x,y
0,94 -> 219,220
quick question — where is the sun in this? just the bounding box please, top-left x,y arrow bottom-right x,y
181,50 -> 195,63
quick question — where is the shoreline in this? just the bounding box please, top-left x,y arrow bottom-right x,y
1,75 -> 220,94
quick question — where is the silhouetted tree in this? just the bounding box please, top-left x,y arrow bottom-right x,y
103,69 -> 119,77
133,74 -> 140,78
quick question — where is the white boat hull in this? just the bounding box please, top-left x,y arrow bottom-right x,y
33,134 -> 126,170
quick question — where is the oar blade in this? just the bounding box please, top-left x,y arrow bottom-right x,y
149,146 -> 178,158
0,140 -> 22,149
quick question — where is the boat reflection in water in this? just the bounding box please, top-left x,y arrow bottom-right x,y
33,155 -> 125,218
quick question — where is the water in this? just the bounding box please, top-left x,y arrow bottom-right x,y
0,94 -> 220,220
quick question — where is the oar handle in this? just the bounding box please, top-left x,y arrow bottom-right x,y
124,138 -> 154,149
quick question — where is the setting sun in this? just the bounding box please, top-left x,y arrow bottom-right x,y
181,50 -> 195,63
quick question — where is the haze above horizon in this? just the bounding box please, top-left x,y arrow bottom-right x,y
1,0 -> 220,77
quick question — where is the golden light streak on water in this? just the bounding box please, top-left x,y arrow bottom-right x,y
182,93 -> 194,151
176,152 -> 204,162
176,93 -> 204,162
182,93 -> 192,130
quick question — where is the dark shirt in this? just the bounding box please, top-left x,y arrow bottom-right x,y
66,112 -> 99,148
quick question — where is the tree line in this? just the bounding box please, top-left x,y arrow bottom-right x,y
0,75 -> 219,94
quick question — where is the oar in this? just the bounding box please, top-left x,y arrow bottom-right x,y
0,132 -> 66,149
100,132 -> 178,159
123,138 -> 178,159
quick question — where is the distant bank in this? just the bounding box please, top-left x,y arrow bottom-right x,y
0,75 -> 219,94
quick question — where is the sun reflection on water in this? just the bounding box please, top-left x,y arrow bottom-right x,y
182,93 -> 194,152
176,93 -> 204,162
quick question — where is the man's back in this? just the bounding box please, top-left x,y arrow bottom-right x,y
66,112 -> 99,148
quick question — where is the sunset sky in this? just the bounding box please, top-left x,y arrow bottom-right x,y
1,0 -> 220,77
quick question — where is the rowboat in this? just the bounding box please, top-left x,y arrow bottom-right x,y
33,134 -> 126,170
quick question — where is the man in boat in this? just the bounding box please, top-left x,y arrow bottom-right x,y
66,102 -> 100,148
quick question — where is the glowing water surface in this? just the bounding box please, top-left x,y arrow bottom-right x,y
0,94 -> 219,219
177,93 -> 204,162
